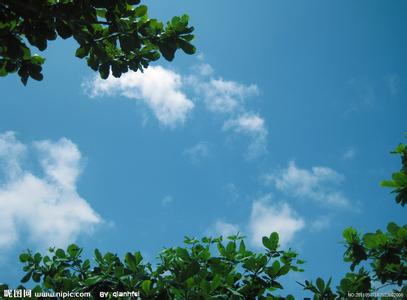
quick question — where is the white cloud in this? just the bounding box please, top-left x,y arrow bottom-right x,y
249,196 -> 305,247
190,77 -> 258,114
264,161 -> 349,207
0,132 -> 101,250
342,148 -> 356,160
84,59 -> 268,158
223,113 -> 268,158
195,63 -> 214,77
310,216 -> 331,232
35,138 -> 82,190
0,131 -> 26,179
211,220 -> 240,238
223,113 -> 266,134
183,141 -> 210,164
84,66 -> 194,127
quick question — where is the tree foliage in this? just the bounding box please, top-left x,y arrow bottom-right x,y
0,0 -> 195,85
1,141 -> 407,299
0,233 -> 302,299
381,137 -> 407,207
300,138 -> 407,300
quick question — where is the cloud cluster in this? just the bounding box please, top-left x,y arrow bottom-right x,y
211,195 -> 304,247
212,220 -> 241,238
189,62 -> 267,158
84,59 -> 268,158
192,77 -> 258,114
249,197 -> 305,247
264,161 -> 349,207
0,132 -> 101,250
223,113 -> 268,158
85,66 -> 194,127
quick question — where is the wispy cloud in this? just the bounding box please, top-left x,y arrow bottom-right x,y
83,57 -> 268,158
190,76 -> 259,114
345,78 -> 377,114
384,73 -> 401,96
208,194 -> 305,248
183,141 -> 210,164
342,148 -> 356,161
264,161 -> 350,207
0,132 -> 101,250
249,195 -> 305,247
210,220 -> 240,238
223,113 -> 268,159
84,66 -> 194,128
310,215 -> 331,232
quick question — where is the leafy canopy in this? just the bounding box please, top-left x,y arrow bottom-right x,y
0,0 -> 196,85
381,135 -> 407,207
0,139 -> 406,299
300,138 -> 407,300
1,233 -> 302,299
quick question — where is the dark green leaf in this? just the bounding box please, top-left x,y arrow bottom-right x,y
134,5 -> 148,17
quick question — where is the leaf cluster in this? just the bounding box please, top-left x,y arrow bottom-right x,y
1,233 -> 303,299
0,0 -> 195,85
381,139 -> 407,206
299,137 -> 407,299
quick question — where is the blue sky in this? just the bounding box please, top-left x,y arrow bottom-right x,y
0,0 -> 406,296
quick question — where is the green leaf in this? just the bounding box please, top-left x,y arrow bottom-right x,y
75,46 -> 90,59
239,240 -> 246,254
262,236 -> 270,249
99,63 -> 110,79
392,172 -> 407,186
34,253 -> 42,264
270,232 -> 279,248
178,39 -> 196,55
217,243 -> 226,256
159,44 -> 176,61
316,277 -> 325,292
21,272 -> 32,283
141,280 -> 151,294
380,180 -> 398,188
387,222 -> 400,235
363,233 -> 377,248
19,253 -> 31,263
32,272 -> 41,283
22,46 -> 32,60
134,5 -> 148,17
226,241 -> 236,254
179,260 -> 200,281
67,244 -> 81,257
278,264 -> 291,276
96,9 -> 106,18
343,227 -> 357,242
176,247 -> 190,260
393,143 -> 406,154
55,249 -> 66,259
119,35 -> 138,52
56,21 -> 72,39
270,280 -> 283,289
84,275 -> 103,286
31,55 -> 45,65
125,252 -> 137,271
94,249 -> 103,262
